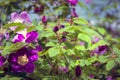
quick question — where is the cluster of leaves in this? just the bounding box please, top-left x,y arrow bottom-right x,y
0,16 -> 120,80
0,0 -> 120,80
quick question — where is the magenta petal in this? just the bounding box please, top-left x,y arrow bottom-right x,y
35,46 -> 42,52
11,64 -> 22,72
42,16 -> 47,23
28,49 -> 38,62
24,62 -> 35,73
0,55 -> 6,66
26,31 -> 38,43
20,11 -> 31,23
12,34 -> 25,43
67,0 -> 78,5
8,53 -> 18,64
11,12 -> 19,21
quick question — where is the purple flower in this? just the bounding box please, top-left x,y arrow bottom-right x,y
94,45 -> 107,55
79,41 -> 85,46
10,11 -> 31,31
53,26 -> 59,32
58,66 -> 69,73
5,32 -> 10,41
60,25 -> 65,28
85,0 -> 91,4
71,8 -> 78,17
12,29 -> 38,43
0,55 -> 6,66
89,74 -> 94,78
42,16 -> 47,24
107,76 -> 112,80
61,36 -> 66,42
75,65 -> 81,77
35,46 -> 43,52
10,11 -> 31,23
8,47 -> 38,73
92,36 -> 100,44
34,5 -> 44,13
67,0 -> 78,6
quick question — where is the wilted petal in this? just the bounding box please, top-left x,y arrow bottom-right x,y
12,34 -> 25,43
20,11 -> 31,23
0,55 -> 6,66
24,62 -> 35,73
26,31 -> 38,43
11,12 -> 19,21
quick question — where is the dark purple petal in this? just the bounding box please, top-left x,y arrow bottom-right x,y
58,66 -> 69,73
107,76 -> 112,80
35,46 -> 42,52
16,47 -> 28,56
34,5 -> 44,13
26,31 -> 38,43
20,11 -> 31,23
42,16 -> 47,23
53,26 -> 59,32
8,53 -> 18,64
11,64 -> 22,72
10,12 -> 19,21
60,25 -> 65,28
71,8 -> 78,17
61,36 -> 66,42
94,45 -> 107,55
23,62 -> 35,73
0,55 -> 6,66
27,49 -> 38,62
12,34 -> 25,43
75,65 -> 81,77
67,0 -> 78,6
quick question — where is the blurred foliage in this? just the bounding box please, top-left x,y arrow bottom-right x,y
0,0 -> 120,80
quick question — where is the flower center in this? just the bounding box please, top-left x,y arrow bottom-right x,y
0,29 -> 5,36
18,54 -> 29,66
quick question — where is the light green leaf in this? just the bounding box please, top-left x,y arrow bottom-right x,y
48,47 -> 59,57
46,42 -> 56,47
106,60 -> 115,71
78,33 -> 91,48
73,18 -> 88,25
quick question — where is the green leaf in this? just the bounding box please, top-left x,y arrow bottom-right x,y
75,45 -> 86,50
45,42 -> 56,47
98,56 -> 108,63
97,27 -> 106,35
2,42 -> 25,55
3,22 -> 25,29
48,47 -> 59,57
106,60 -> 115,71
78,2 -> 88,10
78,33 -> 91,48
73,18 -> 88,25
113,47 -> 120,57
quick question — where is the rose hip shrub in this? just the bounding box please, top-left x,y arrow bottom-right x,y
0,0 -> 120,80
